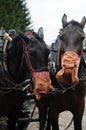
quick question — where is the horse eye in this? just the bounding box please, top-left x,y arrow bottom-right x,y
29,49 -> 33,54
29,47 -> 36,56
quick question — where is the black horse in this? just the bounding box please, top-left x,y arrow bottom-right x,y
0,27 -> 51,130
38,14 -> 86,130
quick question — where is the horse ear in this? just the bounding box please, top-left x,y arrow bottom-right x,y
80,16 -> 86,28
37,27 -> 44,39
62,14 -> 67,28
17,30 -> 30,42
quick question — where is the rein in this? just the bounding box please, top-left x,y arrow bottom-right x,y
42,80 -> 80,96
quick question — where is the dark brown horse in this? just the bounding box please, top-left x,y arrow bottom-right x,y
38,14 -> 86,130
0,27 -> 52,130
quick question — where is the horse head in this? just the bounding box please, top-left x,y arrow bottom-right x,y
15,27 -> 53,100
56,14 -> 86,85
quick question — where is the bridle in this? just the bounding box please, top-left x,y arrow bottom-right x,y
23,42 -> 49,75
23,42 -> 35,74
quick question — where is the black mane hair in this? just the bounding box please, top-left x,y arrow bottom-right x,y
32,32 -> 48,48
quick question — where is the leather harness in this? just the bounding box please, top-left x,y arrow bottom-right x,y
0,33 -> 12,76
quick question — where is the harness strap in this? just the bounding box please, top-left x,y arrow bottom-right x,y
3,39 -> 9,71
23,43 -> 35,74
3,33 -> 12,72
57,41 -> 61,66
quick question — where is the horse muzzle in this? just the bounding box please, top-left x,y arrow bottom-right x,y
56,51 -> 81,85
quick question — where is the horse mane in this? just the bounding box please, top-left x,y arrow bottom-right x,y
32,32 -> 48,48
9,36 -> 24,55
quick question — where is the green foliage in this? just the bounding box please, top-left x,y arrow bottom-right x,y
0,0 -> 33,31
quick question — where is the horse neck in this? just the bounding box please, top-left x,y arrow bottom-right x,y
6,42 -> 27,83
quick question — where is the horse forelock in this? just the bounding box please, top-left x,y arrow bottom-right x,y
64,21 -> 83,29
26,32 -> 47,49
